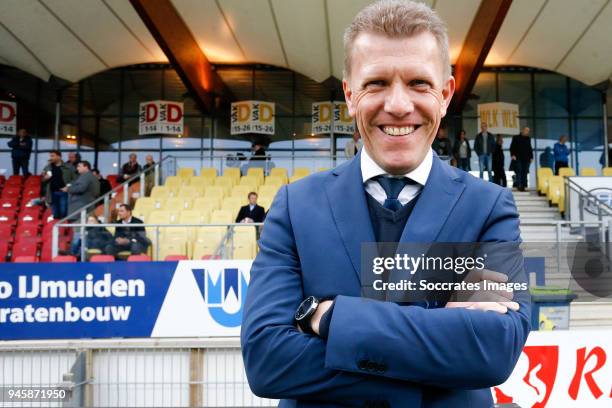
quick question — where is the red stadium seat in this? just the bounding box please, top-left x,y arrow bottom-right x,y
90,254 -> 115,262
107,175 -> 119,189
14,256 -> 38,263
15,224 -> 40,238
15,235 -> 42,246
0,198 -> 19,210
0,241 -> 9,262
52,255 -> 77,263
0,224 -> 13,238
164,255 -> 188,261
40,241 -> 69,262
201,255 -> 221,260
19,206 -> 41,219
1,186 -> 22,198
11,241 -> 38,261
0,210 -> 17,226
42,208 -> 53,223
127,254 -> 152,261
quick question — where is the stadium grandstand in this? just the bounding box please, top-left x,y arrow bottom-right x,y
1,0 -> 612,407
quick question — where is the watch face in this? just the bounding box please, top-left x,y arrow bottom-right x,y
295,296 -> 316,321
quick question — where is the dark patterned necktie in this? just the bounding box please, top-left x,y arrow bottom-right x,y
374,176 -> 414,211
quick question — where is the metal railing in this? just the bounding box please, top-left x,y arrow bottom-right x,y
564,177 -> 612,238
52,223 -> 263,261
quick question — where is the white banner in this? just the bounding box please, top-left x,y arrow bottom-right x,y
138,100 -> 184,135
478,102 -> 520,135
312,101 -> 355,135
493,330 -> 612,407
230,101 -> 275,135
0,100 -> 17,136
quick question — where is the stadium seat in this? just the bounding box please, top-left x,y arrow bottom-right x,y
258,195 -> 274,211
221,197 -> 243,217
603,167 -> 612,177
0,241 -> 10,262
164,176 -> 184,193
246,168 -> 264,184
178,210 -> 208,241
289,175 -> 306,183
0,198 -> 20,210
14,256 -> 38,263
200,167 -> 217,178
52,255 -> 77,263
215,176 -> 235,194
163,197 -> 193,211
269,167 -> 288,182
558,167 -> 575,177
11,241 -> 38,261
264,176 -> 286,187
178,186 -> 201,199
258,185 -> 280,197
189,175 -> 215,191
580,167 -> 597,176
193,231 -> 224,259
15,224 -> 39,238
223,167 -> 241,182
164,254 -> 188,261
193,197 -> 220,214
317,167 -> 329,172
537,168 -> 554,194
204,186 -> 225,199
210,209 -> 233,223
127,254 -> 152,261
0,224 -> 13,239
178,167 -> 195,179
19,206 -> 41,220
547,176 -> 564,205
239,176 -> 260,189
231,185 -> 255,199
156,239 -> 187,261
107,175 -> 119,189
151,185 -> 171,200
1,186 -> 21,199
90,255 -> 115,262
293,167 -> 310,178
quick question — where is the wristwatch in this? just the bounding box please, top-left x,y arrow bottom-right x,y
294,296 -> 320,334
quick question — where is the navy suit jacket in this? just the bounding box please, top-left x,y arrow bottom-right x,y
241,152 -> 530,407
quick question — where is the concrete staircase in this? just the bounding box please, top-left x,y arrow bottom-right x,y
513,189 -> 612,330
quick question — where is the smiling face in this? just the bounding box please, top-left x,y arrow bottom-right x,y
343,31 -> 454,175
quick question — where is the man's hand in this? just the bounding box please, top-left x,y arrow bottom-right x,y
60,186 -> 68,192
310,300 -> 333,335
511,155 -> 517,160
446,269 -> 519,314
115,237 -> 129,245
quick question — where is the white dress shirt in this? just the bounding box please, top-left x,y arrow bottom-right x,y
361,147 -> 432,206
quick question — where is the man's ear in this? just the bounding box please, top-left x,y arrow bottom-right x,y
439,76 -> 456,117
342,78 -> 356,117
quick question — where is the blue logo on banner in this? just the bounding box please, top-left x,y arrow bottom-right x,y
191,267 -> 248,328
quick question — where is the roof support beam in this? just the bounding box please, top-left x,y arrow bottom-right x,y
129,0 -> 231,113
448,0 -> 512,114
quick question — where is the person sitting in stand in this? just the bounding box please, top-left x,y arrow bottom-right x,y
236,192 -> 266,223
104,203 -> 150,258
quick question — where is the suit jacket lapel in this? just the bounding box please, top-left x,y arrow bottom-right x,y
325,153 -> 375,283
400,155 -> 466,243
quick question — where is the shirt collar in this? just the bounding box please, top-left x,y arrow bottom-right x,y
360,147 -> 432,186
122,217 -> 132,224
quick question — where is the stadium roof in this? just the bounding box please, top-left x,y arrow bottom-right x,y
0,0 -> 610,87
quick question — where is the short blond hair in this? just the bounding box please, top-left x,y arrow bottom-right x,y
343,0 -> 451,80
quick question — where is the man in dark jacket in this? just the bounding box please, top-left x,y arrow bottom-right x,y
236,192 -> 266,223
104,204 -> 150,257
492,135 -> 506,187
65,161 -> 100,217
93,168 -> 112,197
7,128 -> 33,176
510,127 -> 534,192
120,153 -> 142,182
474,122 -> 496,181
42,151 -> 76,219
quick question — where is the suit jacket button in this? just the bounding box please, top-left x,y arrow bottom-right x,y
376,363 -> 387,373
357,359 -> 368,370
366,361 -> 377,372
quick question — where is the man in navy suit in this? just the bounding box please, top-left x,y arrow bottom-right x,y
241,1 -> 530,407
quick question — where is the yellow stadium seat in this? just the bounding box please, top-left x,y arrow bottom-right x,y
210,209 -> 233,224
190,175 -> 215,189
134,197 -> 155,214
269,167 -> 288,181
178,186 -> 201,199
264,176 -> 286,186
247,167 -> 264,180
204,186 -> 225,199
231,185 -> 255,200
177,210 -> 208,243
233,225 -> 257,242
200,167 -> 217,178
258,184 -> 280,197
156,238 -> 187,261
193,197 -> 221,214
178,168 -> 195,179
231,241 -> 256,260
546,176 -> 563,204
239,175 -> 260,187
146,210 -> 176,238
317,167 -> 329,172
603,167 -> 612,177
580,167 -> 597,176
222,197 -> 243,217
193,229 -> 226,259
537,168 -> 553,195
164,176 -> 184,193
214,176 -> 235,195
163,197 -> 193,211
293,167 -> 310,178
151,185 -> 170,201
558,167 -> 575,177
258,195 -> 273,211
289,175 -> 305,183
224,167 -> 241,182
